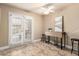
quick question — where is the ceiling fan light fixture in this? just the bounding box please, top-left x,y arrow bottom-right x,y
41,7 -> 47,11
48,6 -> 55,10
38,4 -> 55,15
43,11 -> 49,14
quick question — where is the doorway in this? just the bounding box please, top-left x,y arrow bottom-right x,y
9,12 -> 32,46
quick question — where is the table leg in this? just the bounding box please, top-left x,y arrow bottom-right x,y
55,37 -> 57,45
71,40 -> 74,54
48,36 -> 50,43
64,34 -> 66,48
61,38 -> 62,49
52,37 -> 55,44
54,37 -> 57,46
56,37 -> 58,46
53,37 -> 55,44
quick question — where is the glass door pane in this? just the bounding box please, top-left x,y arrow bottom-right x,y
9,12 -> 32,46
9,13 -> 23,45
23,16 -> 32,43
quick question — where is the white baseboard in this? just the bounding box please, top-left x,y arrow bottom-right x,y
50,41 -> 78,51
0,41 -> 77,51
0,39 -> 41,50
0,46 -> 9,50
32,39 -> 41,42
57,43 -> 77,51
66,45 -> 78,51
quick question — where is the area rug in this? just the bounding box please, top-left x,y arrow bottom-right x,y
0,41 -> 76,56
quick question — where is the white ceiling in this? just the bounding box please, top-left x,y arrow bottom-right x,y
7,3 -> 71,15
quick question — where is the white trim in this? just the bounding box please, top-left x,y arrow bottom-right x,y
56,42 -> 78,51
0,46 -> 9,50
32,39 -> 41,42
56,42 -> 79,51
66,45 -> 78,51
31,17 -> 34,41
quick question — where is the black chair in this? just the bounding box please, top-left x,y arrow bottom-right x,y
71,38 -> 79,56
41,34 -> 46,42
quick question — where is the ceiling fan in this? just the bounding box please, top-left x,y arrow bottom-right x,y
41,3 -> 55,14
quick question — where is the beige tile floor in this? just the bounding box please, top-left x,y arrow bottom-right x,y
0,41 -> 77,56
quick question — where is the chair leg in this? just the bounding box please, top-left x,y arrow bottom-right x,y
71,40 -> 74,54
78,41 -> 79,56
48,36 -> 50,44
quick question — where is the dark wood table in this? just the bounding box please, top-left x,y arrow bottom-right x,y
47,35 -> 63,49
71,38 -> 79,56
45,32 -> 65,49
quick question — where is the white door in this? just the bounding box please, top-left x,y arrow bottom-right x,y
9,13 -> 24,45
23,16 -> 32,43
9,12 -> 32,46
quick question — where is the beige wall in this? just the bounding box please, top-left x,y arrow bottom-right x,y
43,4 -> 79,46
1,3 -> 79,48
0,4 -> 43,47
43,14 -> 62,38
43,14 -> 55,32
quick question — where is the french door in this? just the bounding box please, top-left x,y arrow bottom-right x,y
9,12 -> 32,46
